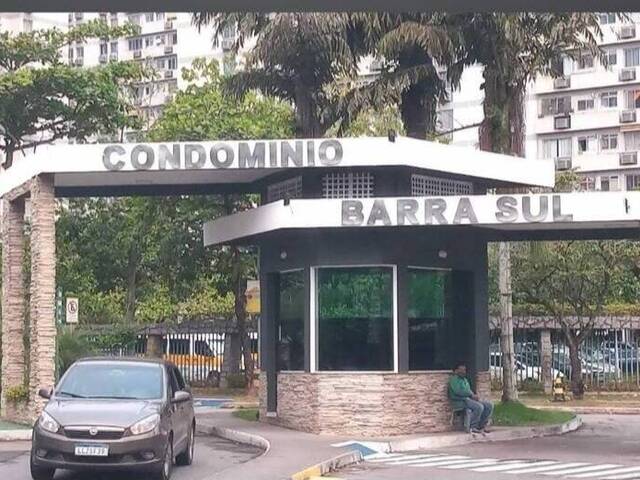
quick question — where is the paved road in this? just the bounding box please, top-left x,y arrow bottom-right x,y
338,415 -> 640,480
0,434 -> 261,480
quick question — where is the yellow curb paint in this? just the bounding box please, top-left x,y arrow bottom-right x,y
291,465 -> 322,480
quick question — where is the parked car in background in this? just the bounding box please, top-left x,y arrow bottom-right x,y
30,358 -> 195,480
489,352 -> 564,383
599,340 -> 639,371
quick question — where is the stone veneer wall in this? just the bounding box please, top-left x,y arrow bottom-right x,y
476,370 -> 491,400
261,371 -> 460,437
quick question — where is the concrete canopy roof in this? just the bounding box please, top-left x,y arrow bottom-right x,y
0,136 -> 554,199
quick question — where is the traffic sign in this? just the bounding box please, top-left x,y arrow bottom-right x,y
66,298 -> 79,324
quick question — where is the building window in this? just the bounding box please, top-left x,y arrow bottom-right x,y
267,177 -> 302,203
128,14 -> 141,26
145,37 -> 153,47
626,174 -> 640,191
322,172 -> 374,198
625,89 -> 640,109
436,109 -> 453,139
605,49 -> 617,67
577,98 -> 594,111
599,12 -> 616,24
625,47 -> 640,68
408,268 -> 451,371
411,174 -> 472,196
577,53 -> 594,70
76,46 -> 84,59
277,270 -> 305,371
172,32 -> 178,45
167,57 -> 177,70
625,131 -> 640,151
155,12 -> 165,21
23,15 -> 33,32
145,13 -> 155,22
100,43 -> 108,55
110,13 -> 118,26
110,41 -> 118,53
317,266 -> 394,371
542,137 -> 572,159
128,37 -> 143,51
579,176 -> 596,191
540,96 -> 571,117
223,53 -> 236,76
600,133 -> 619,151
577,136 -> 596,155
600,175 -> 619,191
601,91 -> 618,108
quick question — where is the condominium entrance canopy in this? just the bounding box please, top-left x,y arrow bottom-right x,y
2,135 -> 639,435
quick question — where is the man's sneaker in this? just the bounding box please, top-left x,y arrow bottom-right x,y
482,427 -> 492,434
470,428 -> 484,434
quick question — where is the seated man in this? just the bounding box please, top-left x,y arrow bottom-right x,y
448,362 -> 493,434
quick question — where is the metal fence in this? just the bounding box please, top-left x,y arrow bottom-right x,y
490,328 -> 640,390
95,331 -> 259,386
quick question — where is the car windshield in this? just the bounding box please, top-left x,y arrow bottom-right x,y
56,362 -> 164,400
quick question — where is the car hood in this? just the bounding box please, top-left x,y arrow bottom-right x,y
45,399 -> 162,428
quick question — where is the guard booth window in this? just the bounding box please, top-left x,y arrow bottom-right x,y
317,266 -> 393,371
408,268 -> 452,370
277,270 -> 305,371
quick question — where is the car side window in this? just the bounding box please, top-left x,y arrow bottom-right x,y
167,367 -> 180,397
173,367 -> 187,391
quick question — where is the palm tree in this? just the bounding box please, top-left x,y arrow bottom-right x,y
456,13 -> 605,401
192,12 -> 357,137
340,13 -> 465,139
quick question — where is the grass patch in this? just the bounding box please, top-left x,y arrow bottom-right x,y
0,420 -> 31,430
493,401 -> 574,426
232,408 -> 259,422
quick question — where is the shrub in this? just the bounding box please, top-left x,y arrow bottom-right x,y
225,373 -> 247,389
5,385 -> 29,403
56,329 -> 96,377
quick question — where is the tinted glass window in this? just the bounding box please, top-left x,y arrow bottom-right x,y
173,367 -> 186,390
57,363 -> 164,400
408,269 -> 452,370
317,267 -> 393,371
277,270 -> 305,371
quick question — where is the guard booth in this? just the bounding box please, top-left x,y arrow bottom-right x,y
2,136 -> 639,434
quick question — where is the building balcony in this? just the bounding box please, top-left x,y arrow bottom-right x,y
536,109 -> 621,134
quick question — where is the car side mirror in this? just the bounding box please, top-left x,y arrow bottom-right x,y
172,390 -> 191,404
38,388 -> 52,399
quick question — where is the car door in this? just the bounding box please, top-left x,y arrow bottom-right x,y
168,366 -> 188,452
174,367 -> 194,427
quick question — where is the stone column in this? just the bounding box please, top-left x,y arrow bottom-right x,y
146,332 -> 164,358
29,174 -> 56,420
1,197 -> 27,422
541,329 -> 553,394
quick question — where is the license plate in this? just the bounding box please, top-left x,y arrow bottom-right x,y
74,445 -> 109,457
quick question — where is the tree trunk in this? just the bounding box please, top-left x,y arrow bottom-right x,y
294,82 -> 322,138
400,85 -> 437,140
3,147 -> 14,170
498,241 -> 518,401
124,244 -> 139,323
221,331 -> 242,378
566,333 -> 585,399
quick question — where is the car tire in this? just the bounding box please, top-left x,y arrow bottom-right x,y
151,437 -> 173,480
30,451 -> 55,480
176,423 -> 195,466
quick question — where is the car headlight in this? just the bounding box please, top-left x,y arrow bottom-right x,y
39,411 -> 60,434
130,414 -> 160,436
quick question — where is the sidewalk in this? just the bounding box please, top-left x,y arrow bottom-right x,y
194,410 -> 582,480
196,411 -> 355,480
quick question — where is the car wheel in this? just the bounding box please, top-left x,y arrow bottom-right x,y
30,451 -> 55,480
151,437 -> 173,480
176,423 -> 195,466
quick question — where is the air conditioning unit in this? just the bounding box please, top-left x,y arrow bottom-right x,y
164,46 -> 173,55
620,151 -> 638,165
619,25 -> 636,39
619,68 -> 637,81
164,70 -> 174,79
554,115 -> 571,130
620,110 -> 637,123
221,38 -> 234,50
99,54 -> 107,63
553,77 -> 571,89
369,59 -> 383,72
74,12 -> 83,20
133,50 -> 142,59
164,21 -> 173,30
74,58 -> 84,66
555,157 -> 572,171
109,52 -> 118,61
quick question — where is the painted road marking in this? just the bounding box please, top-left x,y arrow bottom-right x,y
365,453 -> 640,479
540,464 -> 622,476
572,467 -> 640,478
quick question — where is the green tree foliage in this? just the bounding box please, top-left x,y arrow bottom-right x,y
192,13 -> 356,137
0,20 -> 145,168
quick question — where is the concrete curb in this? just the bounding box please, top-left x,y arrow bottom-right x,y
0,429 -> 32,441
389,415 -> 583,452
196,423 -> 270,456
533,405 -> 640,415
290,450 -> 364,480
